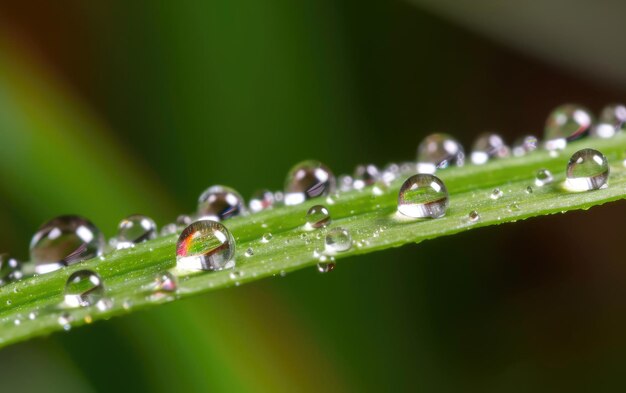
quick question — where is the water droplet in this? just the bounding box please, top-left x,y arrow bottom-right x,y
565,148 -> 609,191
176,220 -> 236,271
526,186 -> 534,194
197,185 -> 246,221
353,164 -> 380,190
160,223 -> 178,236
305,205 -> 331,230
416,133 -> 465,173
317,261 -> 336,273
261,233 -> 273,243
512,135 -> 539,157
470,133 -> 509,164
30,215 -> 105,274
0,254 -> 23,286
508,202 -> 520,212
154,271 -> 177,293
284,160 -> 336,205
592,104 -> 626,138
544,104 -> 593,150
534,169 -> 554,187
468,210 -> 480,222
397,174 -> 449,218
490,188 -> 503,200
245,247 -> 254,257
58,313 -> 73,330
338,175 -> 354,192
176,215 -> 192,227
116,214 -> 157,249
63,270 -> 105,308
325,228 -> 352,253
249,190 -> 275,213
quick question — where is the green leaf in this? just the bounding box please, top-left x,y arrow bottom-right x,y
1,133 -> 626,347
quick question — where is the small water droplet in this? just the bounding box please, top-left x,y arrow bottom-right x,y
508,202 -> 520,212
245,248 -> 254,257
63,270 -> 105,308
565,148 -> 609,191
160,223 -> 178,236
176,220 -> 236,271
592,104 -> 626,138
512,135 -> 539,157
417,133 -> 465,173
490,188 -> 503,200
197,185 -> 246,221
229,270 -> 244,280
526,186 -> 533,194
30,215 -> 105,274
116,214 -> 157,249
353,164 -> 380,190
58,312 -> 73,330
325,228 -> 352,253
317,261 -> 336,273
468,210 -> 480,222
28,312 -> 37,320
249,190 -> 275,213
305,205 -> 331,230
397,174 -> 449,218
338,175 -> 354,192
470,133 -> 509,164
0,254 -> 23,286
176,215 -> 192,227
284,160 -> 336,205
6,299 -> 11,306
535,169 -> 554,187
154,271 -> 177,293
261,233 -> 273,243
544,104 -> 593,150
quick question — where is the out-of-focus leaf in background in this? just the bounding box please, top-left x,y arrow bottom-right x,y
1,0 -> 626,391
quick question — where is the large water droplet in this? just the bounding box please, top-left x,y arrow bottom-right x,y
176,220 -> 236,271
305,205 -> 331,230
512,135 -> 538,157
565,148 -> 609,191
64,270 -> 105,308
249,190 -> 275,213
397,174 -> 449,218
353,164 -> 380,190
284,160 -> 336,205
535,169 -> 554,187
197,185 -> 246,221
116,214 -> 157,249
544,104 -> 593,150
30,215 -> 105,274
325,228 -> 352,253
416,133 -> 464,173
470,133 -> 509,164
592,104 -> 626,138
0,254 -> 22,286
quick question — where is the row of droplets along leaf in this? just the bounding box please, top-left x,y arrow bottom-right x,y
0,102 -> 621,325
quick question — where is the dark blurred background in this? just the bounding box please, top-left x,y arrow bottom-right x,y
1,1 -> 626,392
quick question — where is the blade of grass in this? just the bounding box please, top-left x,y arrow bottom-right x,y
1,132 -> 626,347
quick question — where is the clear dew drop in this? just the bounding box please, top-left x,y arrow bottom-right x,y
176,220 -> 236,271
397,174 -> 449,218
317,261 -> 336,273
591,103 -> 626,139
416,133 -> 465,173
544,104 -> 593,150
58,312 -> 73,330
63,270 -> 105,308
249,190 -> 275,213
526,186 -> 534,194
176,215 -> 192,227
305,205 -> 331,230
197,185 -> 246,221
261,233 -> 273,243
512,135 -> 539,157
284,160 -> 336,205
245,247 -> 254,257
160,223 -> 178,237
325,228 -> 352,253
470,132 -> 510,164
338,175 -> 354,192
115,214 -> 157,249
490,188 -> 503,200
535,169 -> 554,187
353,164 -> 380,190
30,215 -> 105,274
565,148 -> 609,192
0,254 -> 23,287
154,271 -> 177,293
468,210 -> 480,222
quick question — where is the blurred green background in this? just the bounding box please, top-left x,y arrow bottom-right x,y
1,1 -> 626,392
